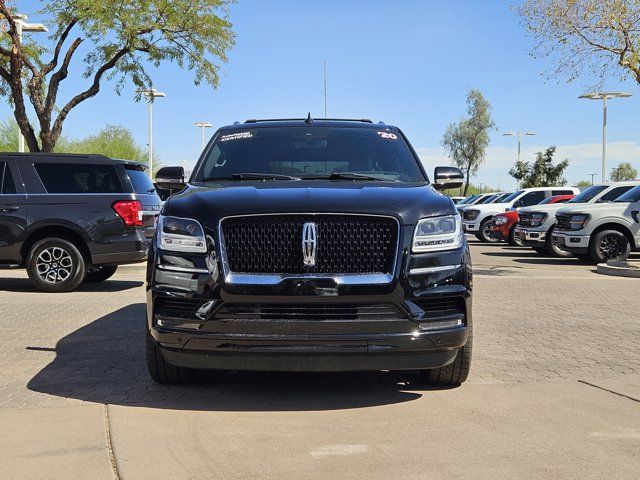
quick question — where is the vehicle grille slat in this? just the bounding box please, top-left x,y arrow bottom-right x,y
213,303 -> 405,322
555,213 -> 571,231
221,214 -> 398,274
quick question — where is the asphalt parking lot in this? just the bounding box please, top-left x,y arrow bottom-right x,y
1,239 -> 639,479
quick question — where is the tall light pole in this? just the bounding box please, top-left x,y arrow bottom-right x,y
12,14 -> 48,152
503,131 -> 535,188
587,173 -> 598,186
194,122 -> 213,150
323,61 -> 327,118
579,91 -> 632,184
136,88 -> 165,175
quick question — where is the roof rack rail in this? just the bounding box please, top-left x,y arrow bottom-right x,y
244,118 -> 373,124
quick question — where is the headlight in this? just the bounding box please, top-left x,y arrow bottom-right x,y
463,209 -> 479,221
569,214 -> 589,230
530,212 -> 547,227
157,215 -> 207,253
413,215 -> 463,253
494,215 -> 508,225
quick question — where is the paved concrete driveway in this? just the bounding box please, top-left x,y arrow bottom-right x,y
1,240 -> 639,479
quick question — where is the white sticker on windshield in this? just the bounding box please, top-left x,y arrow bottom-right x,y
220,131 -> 254,142
377,131 -> 397,140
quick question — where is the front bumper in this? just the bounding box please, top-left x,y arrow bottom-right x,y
146,229 -> 473,372
551,231 -> 590,253
514,226 -> 547,246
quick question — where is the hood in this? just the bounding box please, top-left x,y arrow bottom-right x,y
163,180 -> 455,226
518,203 -> 569,214
465,202 -> 511,213
556,202 -> 629,215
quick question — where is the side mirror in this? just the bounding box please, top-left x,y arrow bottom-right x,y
155,166 -> 186,191
433,166 -> 464,191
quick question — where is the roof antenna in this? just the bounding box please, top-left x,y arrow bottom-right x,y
305,112 -> 313,125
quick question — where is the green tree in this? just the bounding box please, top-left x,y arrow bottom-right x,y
442,89 -> 496,195
509,146 -> 569,188
575,180 -> 592,187
0,117 -> 17,151
65,125 -> 146,162
518,0 -> 640,85
0,0 -> 235,152
610,162 -> 638,181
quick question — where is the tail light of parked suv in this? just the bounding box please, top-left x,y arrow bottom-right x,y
112,200 -> 143,226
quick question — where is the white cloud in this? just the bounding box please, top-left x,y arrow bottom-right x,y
416,141 -> 640,190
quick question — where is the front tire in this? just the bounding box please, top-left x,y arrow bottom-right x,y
84,265 -> 118,283
146,330 -> 192,384
508,225 -> 523,247
589,229 -> 631,263
545,227 -> 572,258
26,238 -> 86,293
422,329 -> 472,386
478,219 -> 499,243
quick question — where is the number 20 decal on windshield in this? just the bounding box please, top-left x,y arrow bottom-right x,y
377,131 -> 398,140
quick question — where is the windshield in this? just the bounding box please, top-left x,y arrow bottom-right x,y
502,190 -> 523,203
567,185 -> 608,204
493,193 -> 511,203
459,195 -> 479,205
614,185 -> 640,203
192,126 -> 426,182
477,194 -> 497,204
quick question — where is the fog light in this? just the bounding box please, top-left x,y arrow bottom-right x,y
418,318 -> 463,331
155,317 -> 201,330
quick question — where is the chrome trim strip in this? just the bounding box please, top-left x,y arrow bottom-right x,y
157,264 -> 209,274
408,264 -> 461,276
218,213 -> 401,286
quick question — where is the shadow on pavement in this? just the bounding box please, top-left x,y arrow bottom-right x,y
0,278 -> 144,293
28,304 -> 439,411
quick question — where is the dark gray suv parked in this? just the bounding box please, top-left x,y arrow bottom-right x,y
0,153 -> 161,292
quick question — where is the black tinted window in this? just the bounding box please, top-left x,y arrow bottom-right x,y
568,185 -> 608,203
615,185 -> 640,203
597,186 -> 633,203
0,162 -> 17,194
125,166 -> 155,194
552,190 -> 575,196
194,126 -> 425,182
519,191 -> 546,207
35,163 -> 122,193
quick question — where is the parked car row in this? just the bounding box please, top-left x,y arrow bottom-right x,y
455,181 -> 640,263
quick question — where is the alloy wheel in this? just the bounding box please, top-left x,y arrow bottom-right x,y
36,247 -> 74,283
599,234 -> 626,260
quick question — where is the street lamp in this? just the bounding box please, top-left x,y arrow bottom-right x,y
587,173 -> 598,186
12,14 -> 48,152
579,91 -> 632,184
503,131 -> 535,188
503,131 -> 536,165
194,122 -> 213,150
136,88 -> 166,175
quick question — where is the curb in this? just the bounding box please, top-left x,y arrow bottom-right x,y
596,261 -> 640,278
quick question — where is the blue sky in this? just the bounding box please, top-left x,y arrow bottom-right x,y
5,0 -> 640,189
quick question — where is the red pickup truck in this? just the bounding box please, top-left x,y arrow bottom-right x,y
489,195 -> 575,246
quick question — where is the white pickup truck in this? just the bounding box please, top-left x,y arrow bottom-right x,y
462,187 -> 578,242
515,182 -> 639,257
552,184 -> 640,263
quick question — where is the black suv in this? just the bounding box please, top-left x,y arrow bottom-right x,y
147,118 -> 472,385
0,153 -> 161,292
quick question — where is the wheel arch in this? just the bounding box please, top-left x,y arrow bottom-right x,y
590,222 -> 636,249
20,222 -> 92,265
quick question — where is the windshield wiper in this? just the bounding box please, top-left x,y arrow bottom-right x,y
319,172 -> 392,181
205,173 -> 301,181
